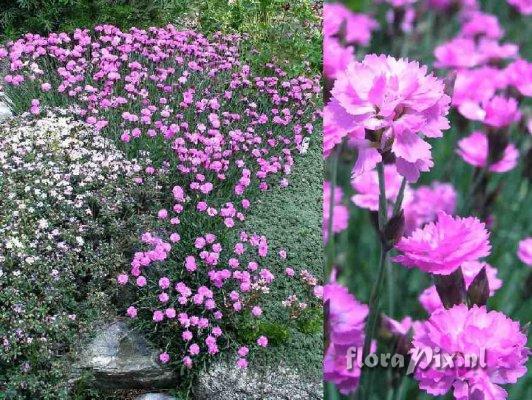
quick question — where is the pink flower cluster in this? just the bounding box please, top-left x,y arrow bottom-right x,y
0,25 -> 321,371
434,10 -> 527,174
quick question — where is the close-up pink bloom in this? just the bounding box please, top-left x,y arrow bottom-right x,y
323,283 -> 369,395
330,54 -> 450,182
457,131 -> 519,173
394,211 -> 491,275
517,237 -> 532,266
412,304 -> 528,400
323,181 -> 349,242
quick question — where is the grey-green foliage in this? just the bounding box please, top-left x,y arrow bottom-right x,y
242,133 -> 323,377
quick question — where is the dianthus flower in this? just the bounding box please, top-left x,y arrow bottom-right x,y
324,3 -> 379,46
394,211 -> 491,275
323,283 -> 368,395
504,59 -> 532,97
330,54 -> 450,182
517,237 -> 532,266
324,37 -> 355,80
508,0 -> 532,15
403,182 -> 456,234
452,68 -> 507,120
323,181 -> 349,242
411,304 -> 528,400
457,131 -> 519,173
434,38 -> 517,70
459,12 -> 503,40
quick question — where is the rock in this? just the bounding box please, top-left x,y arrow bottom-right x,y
0,102 -> 12,121
135,394 -> 177,400
194,358 -> 322,400
77,320 -> 178,389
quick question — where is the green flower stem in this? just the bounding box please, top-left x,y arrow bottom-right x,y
326,146 -> 340,277
359,164 -> 406,400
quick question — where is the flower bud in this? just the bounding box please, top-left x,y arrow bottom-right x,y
434,267 -> 466,309
383,210 -> 405,250
467,266 -> 490,306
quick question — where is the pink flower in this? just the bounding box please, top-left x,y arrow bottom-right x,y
159,277 -> 170,290
251,306 -> 262,317
419,261 -> 502,314
256,336 -> 268,347
457,131 -> 519,173
435,38 -> 485,70
382,315 -> 413,336
285,267 -> 295,277
505,59 -> 532,97
508,0 -> 532,15
331,54 -> 450,182
159,352 -> 170,364
236,358 -> 248,369
323,100 -> 365,158
323,182 -> 349,242
459,12 -> 504,40
394,212 -> 491,275
136,276 -> 147,287
157,209 -> 168,219
517,237 -> 532,266
152,310 -> 164,322
404,182 -> 456,234
482,96 -> 521,128
324,3 -> 378,46
183,356 -> 193,368
323,283 -> 368,394
411,304 -> 528,400
126,306 -> 137,318
117,274 -> 129,285
324,37 -> 354,79
351,164 -> 411,212
237,346 -> 249,357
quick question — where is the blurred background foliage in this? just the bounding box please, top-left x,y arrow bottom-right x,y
0,0 -> 322,75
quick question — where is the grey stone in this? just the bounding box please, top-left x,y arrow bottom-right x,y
135,394 -> 177,400
77,320 -> 178,389
194,358 -> 322,400
0,102 -> 12,121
